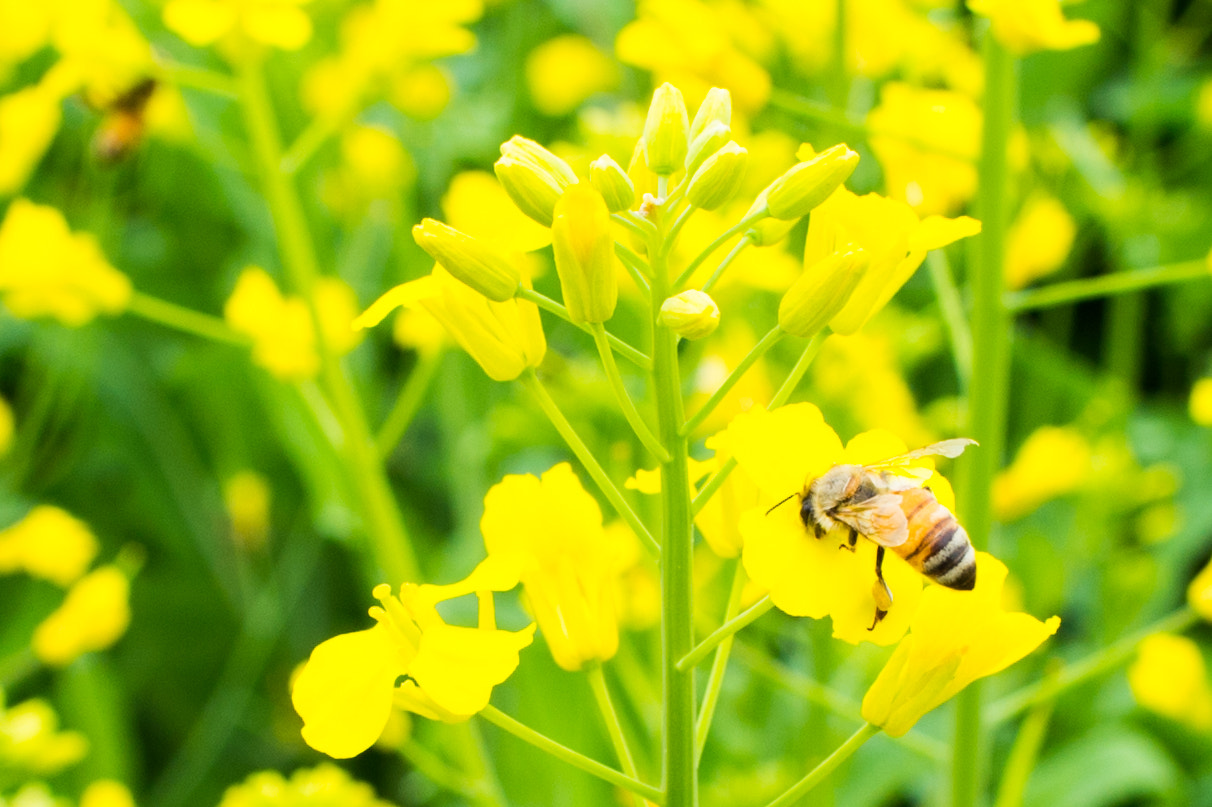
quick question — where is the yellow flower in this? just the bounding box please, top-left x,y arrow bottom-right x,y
0,394 -> 11,456
291,559 -> 533,758
163,0 -> 314,51
993,426 -> 1091,521
0,695 -> 89,775
1189,378 -> 1212,427
0,199 -> 131,325
0,506 -> 99,587
0,82 -> 65,196
481,463 -> 626,671
224,471 -> 271,552
726,403 -> 959,645
79,781 -> 136,807
1005,193 -> 1076,289
441,170 -> 552,254
526,35 -> 618,117
866,83 -> 979,216
968,0 -> 1099,55
32,565 -> 131,666
0,1 -> 54,66
355,266 -> 545,382
862,553 -> 1059,736
217,763 -> 395,807
803,187 -> 980,335
322,125 -> 415,216
1128,633 -> 1212,731
1189,556 -> 1212,621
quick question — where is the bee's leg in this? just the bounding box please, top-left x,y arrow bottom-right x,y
868,546 -> 892,631
838,527 -> 858,552
813,523 -> 826,540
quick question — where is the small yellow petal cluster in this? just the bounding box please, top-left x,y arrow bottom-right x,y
1005,193 -> 1077,289
526,35 -> 619,117
0,395 -> 12,456
0,695 -> 89,775
32,565 -> 131,666
1128,633 -> 1212,731
224,471 -> 271,552
993,426 -> 1092,521
1189,557 -> 1212,621
1189,378 -> 1212,427
968,0 -> 1100,56
224,268 -> 361,381
164,0 -> 314,51
79,781 -> 136,807
0,506 -> 99,586
291,559 -> 533,758
0,200 -> 131,326
217,763 -> 396,807
862,553 -> 1059,736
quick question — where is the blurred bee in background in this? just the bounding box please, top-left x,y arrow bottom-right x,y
92,78 -> 157,163
773,438 -> 978,629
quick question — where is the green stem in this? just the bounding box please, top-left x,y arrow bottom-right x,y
587,664 -> 644,807
926,251 -> 972,391
614,211 -> 657,242
762,724 -> 881,807
478,705 -> 663,804
126,292 -> 249,346
674,210 -> 767,288
1004,259 -> 1209,312
677,596 -> 773,672
400,740 -> 482,800
954,33 -> 1017,807
665,204 -> 695,250
592,323 -> 669,461
681,326 -> 786,437
694,561 -> 747,762
280,114 -> 344,176
616,242 -> 653,294
156,60 -> 237,97
691,458 -> 737,517
701,235 -> 753,294
517,288 -> 652,370
992,673 -> 1056,807
376,350 -> 444,457
521,369 -> 658,556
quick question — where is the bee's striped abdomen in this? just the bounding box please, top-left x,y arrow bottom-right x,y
892,487 -> 976,591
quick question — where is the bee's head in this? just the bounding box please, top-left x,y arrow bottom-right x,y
799,495 -> 815,527
807,465 -> 859,512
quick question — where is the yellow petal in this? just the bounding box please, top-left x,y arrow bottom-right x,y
409,623 -> 536,716
353,277 -> 436,330
241,4 -> 312,50
910,215 -> 981,252
726,403 -> 845,500
162,0 -> 236,46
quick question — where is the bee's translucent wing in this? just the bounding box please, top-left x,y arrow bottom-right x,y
863,438 -> 978,471
832,494 -> 910,548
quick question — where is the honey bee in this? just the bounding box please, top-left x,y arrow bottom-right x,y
92,78 -> 157,163
774,438 -> 978,629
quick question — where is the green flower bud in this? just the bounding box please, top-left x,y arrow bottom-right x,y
642,83 -> 689,176
412,218 -> 521,302
494,135 -> 578,226
684,121 -> 730,177
778,249 -> 868,337
660,290 -> 720,339
589,154 -> 635,213
689,88 -> 732,143
763,144 -> 860,220
687,141 -> 747,211
551,184 -> 618,323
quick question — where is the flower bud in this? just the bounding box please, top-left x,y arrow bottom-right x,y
689,87 -> 732,143
642,83 -> 689,176
778,250 -> 868,337
660,290 -> 720,339
740,189 -> 793,247
494,135 -> 578,226
684,121 -> 730,177
412,218 -> 521,302
763,144 -> 860,220
589,154 -> 635,213
551,184 -> 618,323
687,141 -> 747,211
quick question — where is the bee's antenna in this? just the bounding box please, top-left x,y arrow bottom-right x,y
765,493 -> 798,515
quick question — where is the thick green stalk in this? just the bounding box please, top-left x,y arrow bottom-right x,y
763,723 -> 881,807
954,32 -> 1016,807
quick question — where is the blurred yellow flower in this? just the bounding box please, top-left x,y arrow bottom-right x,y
803,187 -> 980,335
0,1 -> 54,67
0,506 -> 99,587
481,463 -> 628,671
1189,556 -> 1212,622
32,565 -> 131,666
1189,378 -> 1212,426
291,560 -> 533,758
862,553 -> 1059,736
442,170 -> 552,254
322,125 -> 416,216
0,199 -> 131,326
163,0 -> 314,51
993,426 -> 1091,521
0,394 -> 12,456
218,763 -> 396,807
1197,79 -> 1212,130
605,521 -> 661,630
867,82 -> 979,216
0,83 -> 65,196
224,471 -> 271,552
968,0 -> 1099,55
0,695 -> 89,775
1005,193 -> 1076,289
355,266 -> 545,382
1128,633 -> 1212,731
526,35 -> 618,117
79,781 -> 136,807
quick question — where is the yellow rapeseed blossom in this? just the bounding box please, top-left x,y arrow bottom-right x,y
291,560 -> 534,758
1005,193 -> 1077,289
481,463 -> 628,671
862,553 -> 1059,736
32,565 -> 131,666
442,171 -> 552,254
866,83 -> 979,216
1128,633 -> 1212,731
993,426 -> 1092,521
1189,378 -> 1212,426
322,125 -> 416,217
0,83 -> 65,197
803,186 -> 981,335
224,471 -> 271,552
526,35 -> 618,117
0,1 -> 54,67
218,763 -> 396,807
968,0 -> 1100,55
0,506 -> 99,587
0,199 -> 131,326
0,695 -> 89,775
1189,556 -> 1212,621
0,395 -> 11,456
355,266 -> 545,382
163,0 -> 314,51
79,781 -> 136,807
